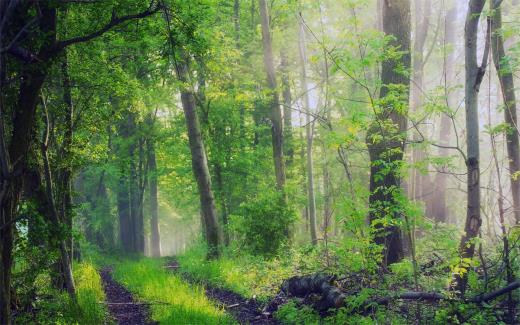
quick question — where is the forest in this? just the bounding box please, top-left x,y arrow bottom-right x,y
2,0 -> 520,324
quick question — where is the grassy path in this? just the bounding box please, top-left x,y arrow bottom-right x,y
100,267 -> 155,324
166,258 -> 280,324
110,258 -> 235,324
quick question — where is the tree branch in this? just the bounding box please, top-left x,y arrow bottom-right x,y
54,1 -> 161,51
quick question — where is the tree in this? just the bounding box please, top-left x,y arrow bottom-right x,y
366,0 -> 411,268
147,117 -> 161,257
298,15 -> 318,245
259,0 -> 287,192
176,53 -> 222,259
490,0 -> 520,224
454,0 -> 488,295
431,5 -> 459,224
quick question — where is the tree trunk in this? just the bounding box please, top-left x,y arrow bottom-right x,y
490,1 -> 520,224
432,6 -> 458,223
176,54 -> 221,259
366,0 -> 411,268
60,53 -> 74,261
259,0 -> 286,192
410,0 -> 433,213
134,137 -> 145,253
147,133 -> 161,257
298,18 -> 317,245
281,51 -> 294,164
117,114 -> 135,252
454,0 -> 487,295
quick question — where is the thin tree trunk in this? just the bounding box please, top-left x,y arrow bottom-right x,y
298,17 -> 317,245
490,1 -> 520,224
259,0 -> 286,192
117,114 -> 134,252
60,53 -> 74,261
366,0 -> 411,268
454,0 -> 488,295
281,51 -> 294,164
176,54 -> 221,259
410,0 -> 432,212
147,132 -> 161,257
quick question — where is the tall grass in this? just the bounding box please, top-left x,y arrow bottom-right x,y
111,258 -> 235,325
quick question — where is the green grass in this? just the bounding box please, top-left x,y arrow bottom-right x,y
111,257 -> 236,324
15,261 -> 108,324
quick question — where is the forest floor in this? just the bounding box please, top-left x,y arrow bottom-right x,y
166,258 -> 281,324
100,267 -> 157,325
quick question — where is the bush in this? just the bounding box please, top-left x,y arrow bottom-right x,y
230,190 -> 296,256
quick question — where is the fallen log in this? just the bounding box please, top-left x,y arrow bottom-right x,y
281,274 -> 520,311
281,274 -> 345,311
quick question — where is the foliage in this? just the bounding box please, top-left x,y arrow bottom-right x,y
230,189 -> 297,256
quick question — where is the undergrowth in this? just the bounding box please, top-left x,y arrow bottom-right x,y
14,261 -> 107,324
177,242 -> 324,300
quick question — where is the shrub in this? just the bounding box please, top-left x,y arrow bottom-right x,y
230,190 -> 296,256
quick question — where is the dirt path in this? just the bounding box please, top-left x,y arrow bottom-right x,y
100,267 -> 157,325
166,259 -> 280,325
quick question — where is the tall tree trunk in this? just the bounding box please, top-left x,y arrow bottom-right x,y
134,137 -> 145,253
454,0 -> 488,295
117,114 -> 135,252
432,7 -> 458,223
491,1 -> 520,224
281,51 -> 294,164
176,54 -> 221,259
147,133 -> 161,257
410,0 -> 432,211
366,0 -> 411,268
298,17 -> 317,245
259,0 -> 286,192
60,53 -> 74,261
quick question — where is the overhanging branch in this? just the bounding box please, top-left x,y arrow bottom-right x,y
54,0 -> 162,51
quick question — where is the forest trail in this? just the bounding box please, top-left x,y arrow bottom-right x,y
100,268 -> 157,325
166,259 -> 280,325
